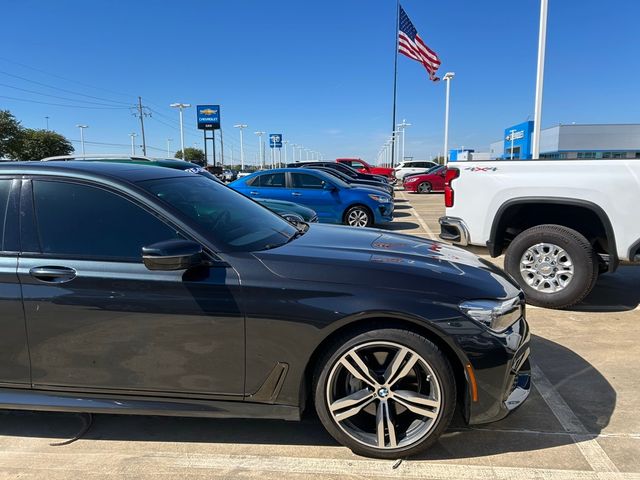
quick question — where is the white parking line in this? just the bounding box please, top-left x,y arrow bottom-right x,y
396,191 -> 436,239
532,363 -> 620,474
0,450 -> 637,480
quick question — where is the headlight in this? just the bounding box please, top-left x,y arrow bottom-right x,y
368,194 -> 391,203
405,177 -> 419,183
459,297 -> 523,333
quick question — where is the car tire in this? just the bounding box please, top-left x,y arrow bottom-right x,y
417,182 -> 432,194
344,205 -> 373,228
313,328 -> 456,459
504,224 -> 599,309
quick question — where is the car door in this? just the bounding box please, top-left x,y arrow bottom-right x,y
17,178 -> 244,397
0,178 -> 31,386
289,172 -> 341,223
432,168 -> 446,191
245,172 -> 289,201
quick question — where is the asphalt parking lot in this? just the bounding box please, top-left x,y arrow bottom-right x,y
1,192 -> 639,480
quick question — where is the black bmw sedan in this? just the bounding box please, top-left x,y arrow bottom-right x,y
0,162 -> 530,458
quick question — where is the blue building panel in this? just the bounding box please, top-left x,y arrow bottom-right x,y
504,121 -> 534,159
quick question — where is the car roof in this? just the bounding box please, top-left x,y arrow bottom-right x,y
242,167 -> 347,184
0,160 -> 195,184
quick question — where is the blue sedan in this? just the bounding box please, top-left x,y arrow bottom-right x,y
229,168 -> 393,227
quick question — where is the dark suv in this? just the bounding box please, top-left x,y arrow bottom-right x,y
0,161 -> 530,458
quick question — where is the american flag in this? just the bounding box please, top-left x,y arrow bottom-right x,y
398,5 -> 441,81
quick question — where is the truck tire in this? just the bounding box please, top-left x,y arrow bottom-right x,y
504,224 -> 598,309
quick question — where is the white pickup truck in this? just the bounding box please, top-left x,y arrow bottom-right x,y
439,160 -> 640,309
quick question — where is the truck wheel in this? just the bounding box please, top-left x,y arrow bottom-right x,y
504,224 -> 598,309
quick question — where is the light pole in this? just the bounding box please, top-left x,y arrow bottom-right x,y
532,0 -> 548,159
234,124 -> 247,170
45,116 -> 50,130
509,129 -> 516,159
76,125 -> 88,156
297,145 -> 304,162
290,144 -> 297,163
170,103 -> 191,160
283,140 -> 289,165
442,72 -> 455,165
397,119 -> 411,163
254,131 -> 265,169
129,132 -> 137,155
167,138 -> 172,158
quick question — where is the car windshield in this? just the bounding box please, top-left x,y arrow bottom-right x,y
139,175 -> 298,252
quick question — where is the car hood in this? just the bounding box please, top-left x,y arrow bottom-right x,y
253,224 -> 521,301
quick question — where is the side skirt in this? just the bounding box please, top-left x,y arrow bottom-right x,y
0,387 -> 300,421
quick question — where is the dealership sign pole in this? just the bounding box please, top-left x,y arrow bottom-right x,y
197,105 -> 221,166
532,0 -> 548,159
269,134 -> 283,168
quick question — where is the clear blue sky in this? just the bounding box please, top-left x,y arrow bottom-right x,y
2,0 -> 639,164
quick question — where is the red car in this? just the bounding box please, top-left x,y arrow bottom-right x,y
336,158 -> 395,182
403,165 -> 446,193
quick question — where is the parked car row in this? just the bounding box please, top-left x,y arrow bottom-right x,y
229,166 -> 394,227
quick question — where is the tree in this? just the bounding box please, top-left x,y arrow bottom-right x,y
10,128 -> 74,160
175,147 -> 206,165
0,110 -> 22,158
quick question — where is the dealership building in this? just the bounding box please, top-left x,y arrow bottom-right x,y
487,122 -> 640,160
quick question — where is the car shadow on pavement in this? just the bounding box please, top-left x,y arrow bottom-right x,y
0,335 -> 615,461
378,221 -> 421,231
569,266 -> 640,312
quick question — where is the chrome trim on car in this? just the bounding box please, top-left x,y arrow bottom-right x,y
438,216 -> 470,246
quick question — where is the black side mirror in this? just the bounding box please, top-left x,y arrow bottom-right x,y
142,239 -> 205,271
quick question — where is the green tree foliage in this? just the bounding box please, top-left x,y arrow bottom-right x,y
0,110 -> 22,158
175,147 -> 206,165
11,129 -> 74,160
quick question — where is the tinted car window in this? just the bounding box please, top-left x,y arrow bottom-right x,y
291,173 -> 324,189
33,180 -> 181,259
0,180 -> 11,250
259,172 -> 285,187
140,176 -> 297,252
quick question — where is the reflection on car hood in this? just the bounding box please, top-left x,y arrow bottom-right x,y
253,224 -> 521,301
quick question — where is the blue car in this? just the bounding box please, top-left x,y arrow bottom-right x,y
229,168 -> 393,227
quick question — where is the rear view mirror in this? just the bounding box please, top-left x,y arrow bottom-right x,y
142,239 -> 205,271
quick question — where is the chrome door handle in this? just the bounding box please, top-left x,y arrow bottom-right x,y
29,266 -> 77,283
250,191 -> 259,195
291,192 -> 301,197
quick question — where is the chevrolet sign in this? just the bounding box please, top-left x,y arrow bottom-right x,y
197,104 -> 220,130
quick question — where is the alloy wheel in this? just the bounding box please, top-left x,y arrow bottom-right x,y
520,242 -> 575,293
326,341 -> 442,450
347,208 -> 370,227
417,182 -> 432,194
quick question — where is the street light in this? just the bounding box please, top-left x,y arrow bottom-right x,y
234,124 -> 248,170
283,140 -> 289,165
397,119 -> 411,163
170,103 -> 191,160
129,132 -> 137,155
254,131 -> 265,168
167,138 -> 173,158
442,72 -> 455,165
76,125 -> 88,156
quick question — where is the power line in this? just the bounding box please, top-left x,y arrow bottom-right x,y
0,56 -> 137,101
0,69 -> 132,106
0,95 -> 131,110
0,82 -> 133,107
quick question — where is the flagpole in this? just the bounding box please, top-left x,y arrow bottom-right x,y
391,0 -> 400,168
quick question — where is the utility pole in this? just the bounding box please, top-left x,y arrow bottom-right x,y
283,140 -> 289,165
220,127 -> 225,166
137,96 -> 148,156
45,116 -> 49,130
129,132 -> 137,155
234,124 -> 247,170
167,138 -> 172,158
